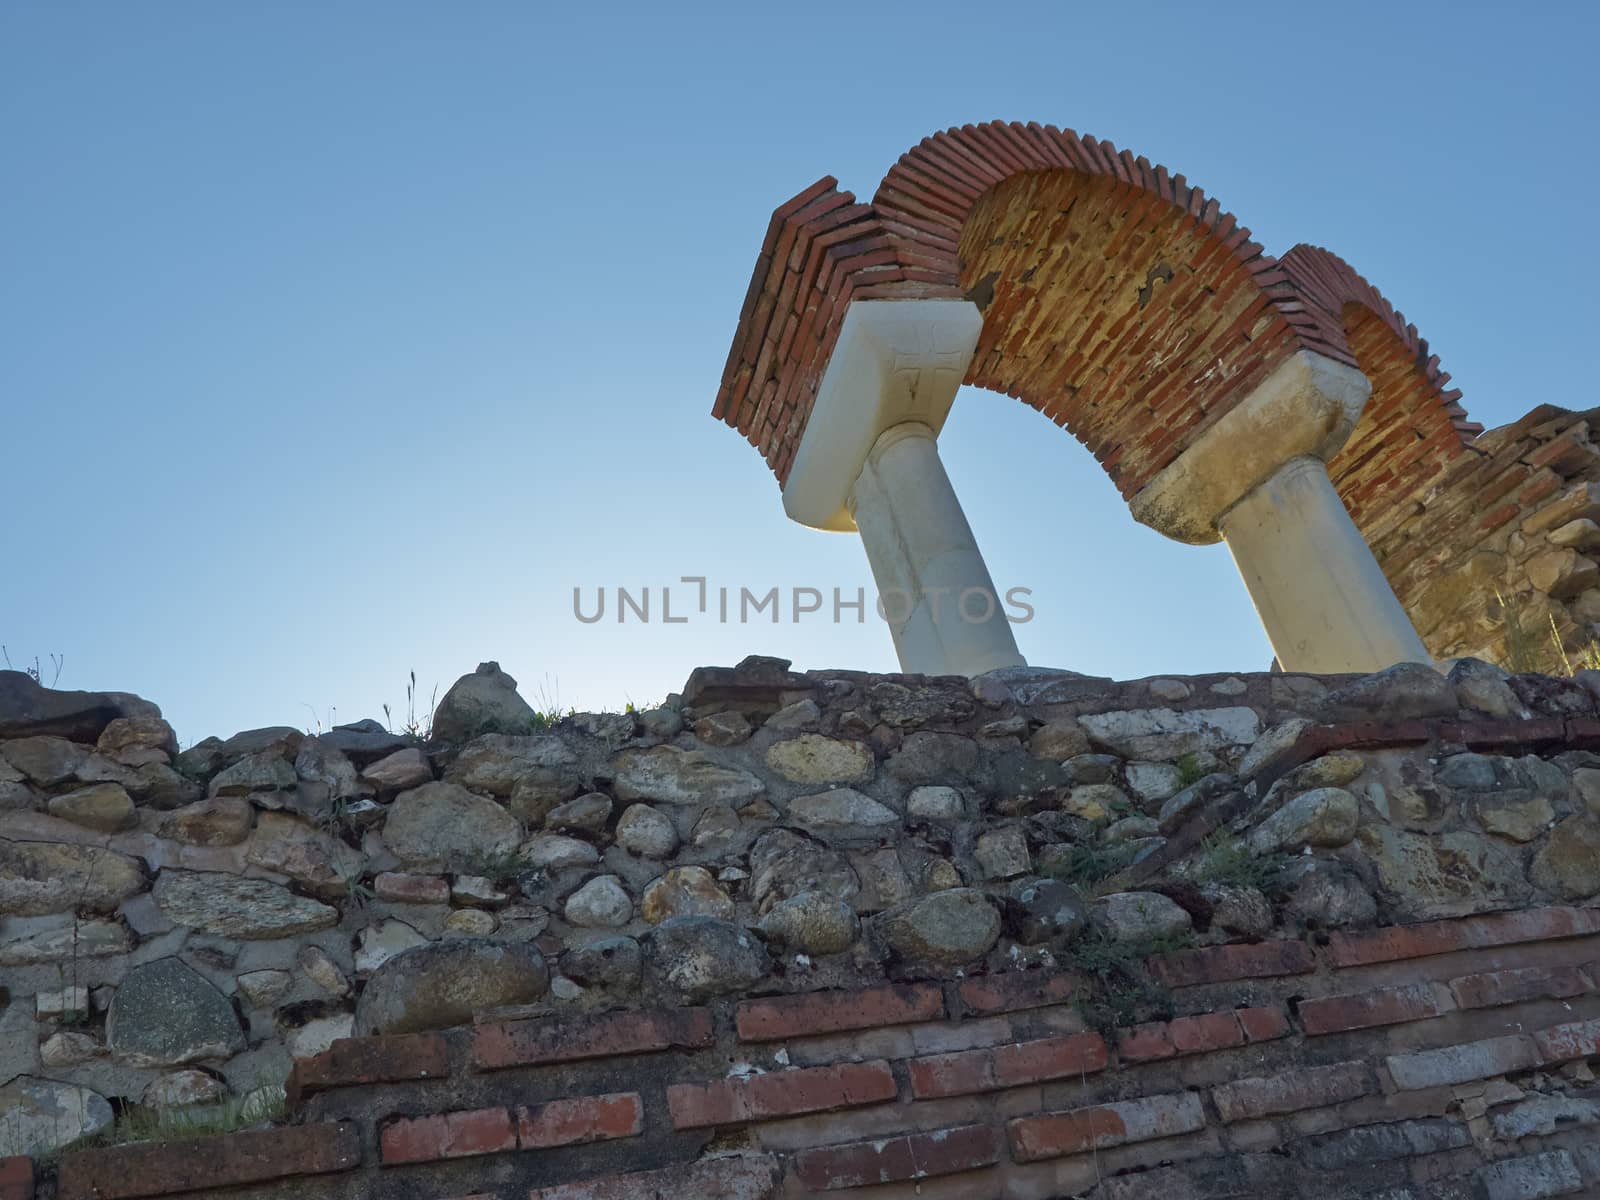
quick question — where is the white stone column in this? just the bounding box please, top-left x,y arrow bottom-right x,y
1218,455 -> 1430,673
780,298 -> 1026,677
848,422 -> 1025,677
1130,349 -> 1431,673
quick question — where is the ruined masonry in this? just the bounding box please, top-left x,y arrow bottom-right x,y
715,121 -> 1600,679
3,654 -> 1600,1199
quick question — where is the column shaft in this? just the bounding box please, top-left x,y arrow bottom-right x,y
849,423 -> 1025,677
1219,455 -> 1431,672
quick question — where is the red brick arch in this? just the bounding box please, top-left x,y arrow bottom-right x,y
714,122 -> 1474,509
1279,244 -> 1480,528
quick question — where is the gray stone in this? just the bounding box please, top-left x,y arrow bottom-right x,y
153,869 -> 339,938
641,866 -> 734,923
974,826 -> 1032,879
565,875 -> 633,927
1125,762 -> 1183,803
866,680 -> 975,728
432,661 -> 539,743
1290,753 -> 1366,789
749,829 -> 860,913
160,795 -> 255,845
1530,814 -> 1600,899
1008,876 -> 1088,945
1062,783 -> 1125,824
1317,662 -> 1458,723
133,761 -> 202,809
1449,658 -> 1529,719
643,915 -> 769,1000
361,747 -> 433,792
1472,791 -> 1555,842
848,847 -> 914,913
1199,883 -> 1273,937
1238,719 -> 1312,780
0,918 -> 130,965
562,935 -> 642,992
609,745 -> 765,806
522,833 -> 600,870
287,1013 -> 355,1058
765,699 -> 821,730
1078,707 -> 1260,760
1247,787 -> 1359,854
787,788 -> 898,836
758,891 -> 859,955
0,735 -> 86,786
236,969 -> 293,1008
0,838 -> 145,915
885,732 -> 980,786
1276,858 -> 1377,930
906,785 -> 964,822
143,1069 -> 229,1109
1028,720 -> 1090,760
1157,773 -> 1237,835
444,732 -> 575,798
546,792 -> 612,835
444,908 -> 497,936
0,1076 -> 112,1157
246,810 -> 365,896
297,945 -> 350,996
694,711 -> 752,746
320,719 -> 411,766
1148,678 -> 1192,702
108,958 -> 245,1066
635,706 -> 684,739
1474,1151 -> 1583,1200
1104,815 -> 1160,843
0,779 -> 36,811
451,874 -> 509,907
615,803 -> 678,858
384,780 -> 522,872
1571,767 -> 1600,816
209,750 -> 298,797
0,670 -> 159,742
1358,827 -> 1531,919
874,888 -> 1001,965
765,735 -> 873,785
1091,891 -> 1192,942
40,1030 -> 102,1067
1492,1094 -> 1600,1139
355,919 -> 429,973
47,782 -> 135,832
689,804 -> 742,850
355,939 -> 549,1034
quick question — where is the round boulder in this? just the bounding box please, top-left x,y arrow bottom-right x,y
874,888 -> 1001,966
758,891 -> 859,955
383,781 -> 522,872
643,916 -> 770,1000
355,939 -> 550,1035
107,958 -> 246,1067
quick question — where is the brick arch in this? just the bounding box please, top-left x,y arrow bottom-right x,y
715,122 -> 1346,500
1279,244 -> 1481,528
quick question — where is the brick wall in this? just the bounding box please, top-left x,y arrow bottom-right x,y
21,901 -> 1600,1199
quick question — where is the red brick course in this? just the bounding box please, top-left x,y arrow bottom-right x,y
1008,1091 -> 1206,1163
56,1122 -> 360,1200
735,983 -> 943,1041
288,1031 -> 450,1101
1211,1061 -> 1372,1121
1297,984 -> 1450,1036
666,1061 -> 897,1129
1448,965 -> 1590,1010
1325,907 -> 1600,968
909,1032 -> 1109,1098
0,1158 -> 32,1200
526,1155 -> 782,1200
792,1124 -> 1002,1190
956,970 -> 1078,1015
1149,939 -> 1315,987
516,1093 -> 644,1150
381,1107 -> 517,1165
473,1008 -> 713,1071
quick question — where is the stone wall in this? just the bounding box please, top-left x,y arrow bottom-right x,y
1363,406 -> 1600,669
2,657 -> 1600,1198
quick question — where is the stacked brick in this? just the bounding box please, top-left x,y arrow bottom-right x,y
1360,406 -> 1600,665
19,903 -> 1600,1199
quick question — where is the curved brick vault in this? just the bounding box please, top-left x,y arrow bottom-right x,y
713,120 -> 1475,509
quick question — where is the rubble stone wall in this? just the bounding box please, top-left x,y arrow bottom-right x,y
2,656 -> 1600,1198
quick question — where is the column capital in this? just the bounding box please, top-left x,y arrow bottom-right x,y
782,299 -> 982,532
1128,350 -> 1370,545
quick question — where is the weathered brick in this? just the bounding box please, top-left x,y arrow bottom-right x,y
516,1093 -> 642,1149
667,1061 -> 897,1129
1384,1035 -> 1538,1090
1474,1149 -> 1584,1200
1117,1011 -> 1249,1063
526,1154 -> 783,1200
1211,1061 -> 1371,1121
734,983 -> 943,1041
473,1007 -> 713,1071
0,1157 -> 33,1200
1303,1117 -> 1471,1170
1449,965 -> 1589,1010
1325,907 -> 1600,967
1149,939 -> 1314,987
56,1122 -> 360,1200
1117,1021 -> 1176,1063
381,1107 -> 516,1165
909,1032 -> 1109,1098
792,1123 -> 1002,1190
1008,1091 -> 1206,1163
1237,1005 -> 1291,1043
287,1031 -> 450,1103
1532,1017 -> 1600,1063
957,970 -> 1078,1015
1297,984 -> 1449,1036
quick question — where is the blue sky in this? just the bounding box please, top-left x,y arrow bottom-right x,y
3,1 -> 1595,744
